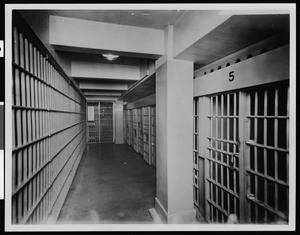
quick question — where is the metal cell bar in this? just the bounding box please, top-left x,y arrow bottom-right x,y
210,97 -> 213,140
208,115 -> 239,118
13,27 -> 19,65
207,146 -> 240,160
263,90 -> 268,221
274,88 -> 279,213
14,83 -> 22,150
247,115 -> 288,118
286,87 -> 289,185
206,154 -> 237,170
226,93 -> 230,195
246,196 -> 287,220
246,168 -> 288,187
18,35 -> 28,215
206,197 -> 231,218
233,93 -> 237,195
221,94 -> 224,164
252,91 -> 258,222
245,142 -> 288,153
206,178 -> 239,198
207,137 -> 239,145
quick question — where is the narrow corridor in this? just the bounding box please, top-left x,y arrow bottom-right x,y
56,144 -> 156,224
9,9 -> 292,227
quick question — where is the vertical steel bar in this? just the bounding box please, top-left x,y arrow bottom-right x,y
274,88 -> 278,213
253,91 -> 258,222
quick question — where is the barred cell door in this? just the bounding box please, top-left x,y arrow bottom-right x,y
133,109 -> 138,152
196,82 -> 289,224
125,110 -> 131,145
142,106 -> 150,164
99,102 -> 113,143
130,110 -> 134,146
244,82 -> 289,223
138,108 -> 143,154
150,106 -> 156,166
194,45 -> 289,224
197,91 -> 244,223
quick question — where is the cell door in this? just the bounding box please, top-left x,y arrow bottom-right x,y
245,82 -> 289,223
125,110 -> 131,145
195,81 -> 289,224
130,110 -> 134,146
199,91 -> 242,223
133,109 -> 138,152
99,102 -> 113,143
138,108 -> 144,154
143,106 -> 150,164
150,106 -> 156,166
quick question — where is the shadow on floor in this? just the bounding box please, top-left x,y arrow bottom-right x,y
56,143 -> 156,224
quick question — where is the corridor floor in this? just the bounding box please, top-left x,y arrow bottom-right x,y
56,143 -> 156,224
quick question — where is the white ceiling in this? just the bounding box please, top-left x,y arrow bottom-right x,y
176,14 -> 290,67
48,10 -> 186,30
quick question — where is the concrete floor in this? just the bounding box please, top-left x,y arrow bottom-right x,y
56,143 -> 156,224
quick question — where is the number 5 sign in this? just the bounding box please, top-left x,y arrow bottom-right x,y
229,71 -> 235,82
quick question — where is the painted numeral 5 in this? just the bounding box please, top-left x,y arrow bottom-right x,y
229,71 -> 235,82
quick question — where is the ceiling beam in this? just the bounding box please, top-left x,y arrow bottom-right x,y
83,91 -> 122,96
86,96 -> 119,102
71,61 -> 140,81
79,81 -> 128,90
50,15 -> 164,57
52,45 -> 161,60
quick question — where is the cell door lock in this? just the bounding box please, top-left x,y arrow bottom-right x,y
229,153 -> 238,169
246,193 -> 255,200
236,139 -> 241,153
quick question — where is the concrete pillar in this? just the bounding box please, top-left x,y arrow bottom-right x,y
154,58 -> 195,223
115,100 -> 124,144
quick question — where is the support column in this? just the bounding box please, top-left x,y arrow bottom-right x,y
154,58 -> 195,223
115,100 -> 124,144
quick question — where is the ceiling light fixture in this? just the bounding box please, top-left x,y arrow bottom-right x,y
102,53 -> 119,61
